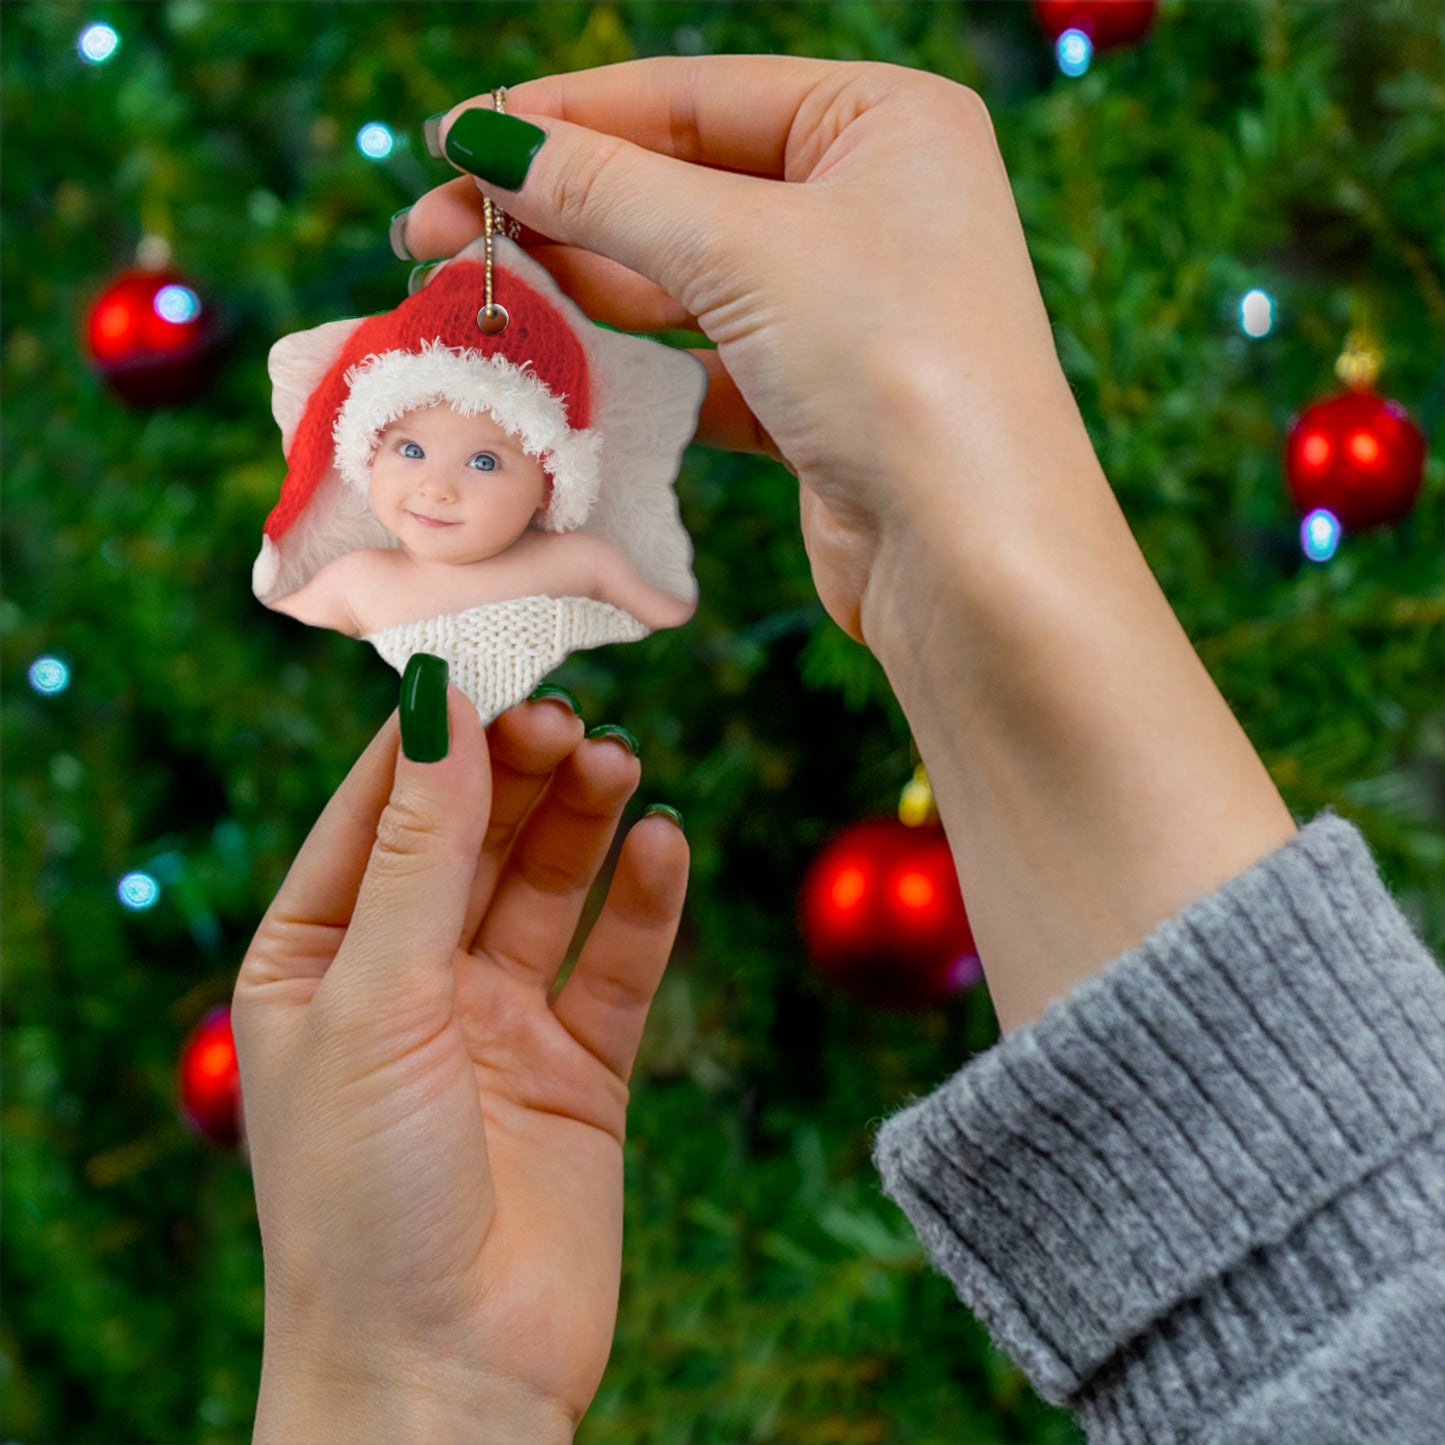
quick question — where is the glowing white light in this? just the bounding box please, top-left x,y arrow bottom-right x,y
1301,508 -> 1341,563
357,123 -> 395,159
1057,28 -> 1093,77
154,284 -> 201,324
1240,289 -> 1274,338
29,657 -> 71,694
78,23 -> 120,64
118,872 -> 161,910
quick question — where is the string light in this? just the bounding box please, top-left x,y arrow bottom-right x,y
118,872 -> 161,910
153,284 -> 201,324
78,23 -> 120,64
29,656 -> 71,694
1240,289 -> 1275,338
356,122 -> 395,159
1301,508 -> 1341,563
1057,29 -> 1093,76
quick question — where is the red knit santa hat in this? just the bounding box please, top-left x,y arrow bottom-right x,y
255,235 -> 707,611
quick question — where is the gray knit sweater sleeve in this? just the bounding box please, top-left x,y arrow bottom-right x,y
872,813 -> 1445,1444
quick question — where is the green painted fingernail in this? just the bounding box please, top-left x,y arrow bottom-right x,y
408,259 -> 446,295
423,112 -> 446,160
400,653 -> 449,762
644,804 -> 684,834
527,683 -> 581,715
585,723 -> 639,756
443,107 -> 546,191
388,207 -> 413,262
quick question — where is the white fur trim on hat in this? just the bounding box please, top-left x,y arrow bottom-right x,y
332,340 -> 603,533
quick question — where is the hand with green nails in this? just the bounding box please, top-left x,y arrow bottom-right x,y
234,672 -> 687,1442
407,56 -> 1297,1046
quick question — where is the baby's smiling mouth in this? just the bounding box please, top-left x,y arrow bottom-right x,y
407,510 -> 459,528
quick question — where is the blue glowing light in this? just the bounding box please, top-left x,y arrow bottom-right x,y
1057,28 -> 1093,77
154,284 -> 201,324
118,871 -> 161,910
357,123 -> 395,159
78,23 -> 120,64
29,657 -> 71,695
1301,508 -> 1341,563
1240,289 -> 1274,338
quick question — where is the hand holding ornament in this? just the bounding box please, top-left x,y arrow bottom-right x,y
406,56 -> 1295,1034
233,681 -> 687,1443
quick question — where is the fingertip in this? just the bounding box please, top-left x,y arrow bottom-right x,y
488,692 -> 587,771
628,806 -> 691,874
577,728 -> 644,795
642,803 -> 685,835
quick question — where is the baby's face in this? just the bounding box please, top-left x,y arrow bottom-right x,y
369,402 -> 549,564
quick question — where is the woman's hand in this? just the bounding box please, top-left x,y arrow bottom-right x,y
233,686 -> 687,1442
401,57 -> 1093,644
403,59 -> 1295,1036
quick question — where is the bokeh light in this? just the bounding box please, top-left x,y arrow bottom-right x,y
356,122 -> 395,159
1057,29 -> 1093,76
1301,508 -> 1341,563
29,656 -> 71,695
78,23 -> 119,64
1240,288 -> 1274,337
118,872 -> 161,910
830,866 -> 867,911
153,284 -> 201,324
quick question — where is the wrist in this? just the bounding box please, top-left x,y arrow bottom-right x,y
856,408 -> 1293,1034
254,1338 -> 575,1445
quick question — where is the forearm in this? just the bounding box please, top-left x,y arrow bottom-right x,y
859,371 -> 1296,1034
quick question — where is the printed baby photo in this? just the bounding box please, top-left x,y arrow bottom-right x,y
253,233 -> 705,721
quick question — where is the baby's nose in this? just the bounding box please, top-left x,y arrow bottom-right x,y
418,473 -> 454,501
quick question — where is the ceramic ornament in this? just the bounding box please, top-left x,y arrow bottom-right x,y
255,235 -> 705,722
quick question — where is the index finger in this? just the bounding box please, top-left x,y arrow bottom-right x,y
493,55 -> 850,179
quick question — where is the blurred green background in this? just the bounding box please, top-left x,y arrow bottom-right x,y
2,2 -> 1440,1441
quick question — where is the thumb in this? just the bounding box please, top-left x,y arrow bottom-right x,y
438,103 -> 756,321
327,656 -> 489,1024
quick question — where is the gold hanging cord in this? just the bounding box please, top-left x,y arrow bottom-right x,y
477,87 -> 519,335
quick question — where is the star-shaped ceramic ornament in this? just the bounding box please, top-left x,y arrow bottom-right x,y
255,235 -> 705,723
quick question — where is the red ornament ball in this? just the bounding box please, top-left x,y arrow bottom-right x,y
1284,388 -> 1426,532
1033,0 -> 1158,50
178,1005 -> 242,1148
85,266 -> 220,407
800,818 -> 980,1011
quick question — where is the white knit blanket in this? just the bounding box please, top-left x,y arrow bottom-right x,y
365,595 -> 649,724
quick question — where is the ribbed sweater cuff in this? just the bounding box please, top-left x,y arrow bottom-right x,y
871,813 -> 1445,1417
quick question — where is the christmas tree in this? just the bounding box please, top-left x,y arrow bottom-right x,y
3,3 -> 1440,1441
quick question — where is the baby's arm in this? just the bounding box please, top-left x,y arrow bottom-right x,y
575,534 -> 695,630
266,553 -> 366,638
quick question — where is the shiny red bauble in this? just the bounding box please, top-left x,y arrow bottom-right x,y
85,267 -> 220,406
1284,388 -> 1426,532
800,818 -> 980,1010
178,1005 -> 242,1147
1033,0 -> 1158,49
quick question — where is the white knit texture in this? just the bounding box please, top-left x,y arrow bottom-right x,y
332,340 -> 603,533
364,595 -> 649,724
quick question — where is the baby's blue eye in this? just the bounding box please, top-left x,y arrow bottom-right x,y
468,452 -> 499,472
399,441 -> 424,459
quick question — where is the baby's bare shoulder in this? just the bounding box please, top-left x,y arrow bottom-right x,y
526,529 -> 610,585
331,546 -> 403,581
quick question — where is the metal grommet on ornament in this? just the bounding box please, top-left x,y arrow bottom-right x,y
476,303 -> 509,335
